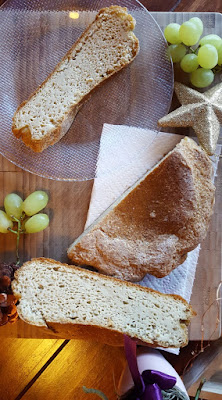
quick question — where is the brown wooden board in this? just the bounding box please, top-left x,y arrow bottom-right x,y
152,11 -> 222,341
0,338 -> 65,400
1,11 -> 221,341
0,2 -> 221,400
20,341 -> 125,400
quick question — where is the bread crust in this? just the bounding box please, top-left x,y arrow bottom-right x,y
43,321 -> 189,348
68,137 -> 215,281
12,257 -> 195,347
12,6 -> 139,152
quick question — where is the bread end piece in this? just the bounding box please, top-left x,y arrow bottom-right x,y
12,258 -> 196,347
67,137 -> 215,281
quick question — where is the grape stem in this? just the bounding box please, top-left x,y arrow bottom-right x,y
188,45 -> 199,55
8,214 -> 25,266
212,65 -> 222,73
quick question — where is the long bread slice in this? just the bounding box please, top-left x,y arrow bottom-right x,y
12,6 -> 139,152
12,258 -> 195,347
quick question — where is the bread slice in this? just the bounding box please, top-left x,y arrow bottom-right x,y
12,6 -> 139,152
12,258 -> 195,347
68,137 -> 215,281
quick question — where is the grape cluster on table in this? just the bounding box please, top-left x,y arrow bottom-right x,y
164,17 -> 222,88
0,191 -> 49,326
0,191 -> 49,234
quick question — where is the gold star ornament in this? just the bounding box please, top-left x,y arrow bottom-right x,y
158,81 -> 222,155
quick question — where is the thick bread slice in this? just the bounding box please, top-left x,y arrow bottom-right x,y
12,6 -> 139,152
68,137 -> 215,281
12,258 -> 195,347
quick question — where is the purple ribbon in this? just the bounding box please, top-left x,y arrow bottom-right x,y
124,335 -> 176,400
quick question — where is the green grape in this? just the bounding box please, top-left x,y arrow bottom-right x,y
217,43 -> 222,66
25,214 -> 49,233
198,44 -> 218,69
4,193 -> 23,220
190,68 -> 214,88
23,191 -> 48,216
179,21 -> 200,46
180,53 -> 199,73
189,17 -> 203,36
0,210 -> 13,233
199,34 -> 222,50
164,23 -> 181,44
168,44 -> 187,63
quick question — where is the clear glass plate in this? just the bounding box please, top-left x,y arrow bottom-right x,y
0,0 -> 173,181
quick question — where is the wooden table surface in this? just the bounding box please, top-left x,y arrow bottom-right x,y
0,0 -> 221,399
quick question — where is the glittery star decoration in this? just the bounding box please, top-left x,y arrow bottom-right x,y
158,81 -> 222,155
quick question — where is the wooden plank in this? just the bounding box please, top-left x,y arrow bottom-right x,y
175,0 -> 222,13
196,394 -> 222,400
21,340 -> 125,400
184,338 -> 222,395
1,0 -> 222,13
139,0 -> 222,12
0,155 -> 20,172
202,369 -> 222,398
0,338 -> 65,400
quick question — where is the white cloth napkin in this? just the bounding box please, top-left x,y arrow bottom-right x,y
85,124 -> 220,353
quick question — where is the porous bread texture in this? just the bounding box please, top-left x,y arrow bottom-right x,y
12,6 -> 139,152
12,258 -> 195,347
68,137 -> 215,281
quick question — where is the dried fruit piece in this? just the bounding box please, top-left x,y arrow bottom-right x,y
0,311 -> 8,326
0,293 -> 7,304
0,263 -> 19,326
0,275 -> 11,288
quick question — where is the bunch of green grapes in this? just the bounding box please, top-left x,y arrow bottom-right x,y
0,191 -> 49,235
164,17 -> 222,88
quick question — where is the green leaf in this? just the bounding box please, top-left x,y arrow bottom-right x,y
194,379 -> 206,400
82,386 -> 109,400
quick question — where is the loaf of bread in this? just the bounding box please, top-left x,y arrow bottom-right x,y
12,6 -> 139,152
12,258 -> 195,347
68,137 -> 215,281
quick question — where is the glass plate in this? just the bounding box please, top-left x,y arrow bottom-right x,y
0,0 -> 173,181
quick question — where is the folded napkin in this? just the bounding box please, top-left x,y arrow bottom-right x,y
85,124 -> 220,352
